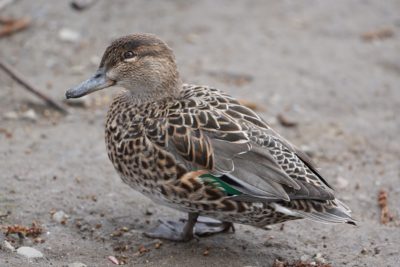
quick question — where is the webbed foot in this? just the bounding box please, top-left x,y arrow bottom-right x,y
144,213 -> 234,242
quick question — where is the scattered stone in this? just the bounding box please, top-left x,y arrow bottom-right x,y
2,240 -> 15,252
300,255 -> 310,261
108,255 -> 119,265
277,113 -> 298,127
335,176 -> 349,189
272,259 -> 285,267
313,253 -> 326,264
68,262 -> 87,267
52,210 -> 69,224
16,246 -> 43,258
3,111 -> 19,120
154,240 -> 162,249
59,28 -> 80,43
21,109 -> 37,122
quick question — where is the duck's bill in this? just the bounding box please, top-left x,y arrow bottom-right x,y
65,68 -> 115,99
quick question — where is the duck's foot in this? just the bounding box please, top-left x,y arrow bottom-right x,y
144,213 -> 234,242
144,212 -> 198,242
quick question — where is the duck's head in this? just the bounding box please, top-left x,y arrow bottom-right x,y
66,33 -> 181,101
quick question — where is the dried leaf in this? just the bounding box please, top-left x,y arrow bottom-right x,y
2,222 -> 43,238
0,17 -> 30,38
378,189 -> 394,224
361,27 -> 394,41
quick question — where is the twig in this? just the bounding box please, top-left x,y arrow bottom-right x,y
0,60 -> 68,114
0,17 -> 30,38
70,0 -> 97,11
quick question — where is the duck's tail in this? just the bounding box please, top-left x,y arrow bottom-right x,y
272,198 -> 357,225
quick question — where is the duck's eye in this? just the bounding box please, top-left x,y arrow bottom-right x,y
123,51 -> 136,59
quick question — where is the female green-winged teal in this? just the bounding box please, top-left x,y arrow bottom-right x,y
66,33 -> 355,242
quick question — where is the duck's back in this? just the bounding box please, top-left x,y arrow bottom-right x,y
104,85 -> 355,226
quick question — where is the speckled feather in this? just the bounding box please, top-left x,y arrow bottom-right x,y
105,84 -> 355,226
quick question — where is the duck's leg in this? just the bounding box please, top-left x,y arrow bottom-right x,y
144,214 -> 234,242
144,212 -> 199,242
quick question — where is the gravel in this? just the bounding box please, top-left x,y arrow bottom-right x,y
16,247 -> 43,259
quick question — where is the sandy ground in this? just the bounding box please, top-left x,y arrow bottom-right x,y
1,1 -> 400,266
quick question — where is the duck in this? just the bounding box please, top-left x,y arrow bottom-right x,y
66,33 -> 355,242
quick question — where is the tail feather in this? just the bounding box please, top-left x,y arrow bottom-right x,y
272,199 -> 356,225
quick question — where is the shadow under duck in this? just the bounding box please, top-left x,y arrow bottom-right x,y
66,33 -> 355,242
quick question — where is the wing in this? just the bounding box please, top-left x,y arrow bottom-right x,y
145,85 -> 334,202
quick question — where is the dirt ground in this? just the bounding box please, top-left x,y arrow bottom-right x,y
1,1 -> 399,266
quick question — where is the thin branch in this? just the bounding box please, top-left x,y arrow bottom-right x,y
0,60 -> 68,114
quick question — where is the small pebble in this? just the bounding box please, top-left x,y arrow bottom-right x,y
21,109 -> 38,122
108,255 -> 119,265
52,210 -> 69,223
16,246 -> 43,258
300,254 -> 309,261
3,240 -> 15,252
154,241 -> 162,249
4,111 -> 19,120
59,28 -> 81,42
203,249 -> 209,256
313,252 -> 326,263
68,263 -> 87,267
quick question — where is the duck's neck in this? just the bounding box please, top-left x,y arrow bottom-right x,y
124,79 -> 182,105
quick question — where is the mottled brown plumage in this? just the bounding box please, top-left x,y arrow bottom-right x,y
66,33 -> 355,241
